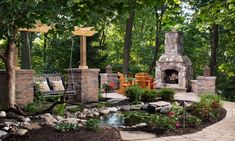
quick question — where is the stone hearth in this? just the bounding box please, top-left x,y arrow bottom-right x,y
155,30 -> 192,92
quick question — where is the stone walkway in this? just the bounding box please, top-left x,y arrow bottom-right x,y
119,92 -> 235,141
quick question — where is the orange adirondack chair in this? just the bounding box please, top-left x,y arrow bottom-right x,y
134,73 -> 154,89
117,72 -> 133,94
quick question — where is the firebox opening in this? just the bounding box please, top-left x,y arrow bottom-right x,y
164,69 -> 179,84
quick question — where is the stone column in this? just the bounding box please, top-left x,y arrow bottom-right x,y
66,68 -> 100,103
196,76 -> 216,95
79,36 -> 88,69
0,69 -> 34,106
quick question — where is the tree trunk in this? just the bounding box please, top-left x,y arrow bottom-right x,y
21,32 -> 32,69
148,5 -> 167,74
5,41 -> 16,108
209,24 -> 219,76
123,9 -> 135,75
43,33 -> 47,71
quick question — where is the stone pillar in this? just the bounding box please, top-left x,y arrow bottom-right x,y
0,69 -> 34,106
79,36 -> 88,69
203,65 -> 210,76
195,76 -> 216,95
66,68 -> 100,103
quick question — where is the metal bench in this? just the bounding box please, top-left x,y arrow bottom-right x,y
33,74 -> 76,102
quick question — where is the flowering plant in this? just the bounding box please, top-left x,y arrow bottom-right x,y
102,82 -> 115,93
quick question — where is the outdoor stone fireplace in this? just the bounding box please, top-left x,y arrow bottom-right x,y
155,29 -> 192,92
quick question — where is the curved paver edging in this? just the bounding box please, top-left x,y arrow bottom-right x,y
120,101 -> 235,141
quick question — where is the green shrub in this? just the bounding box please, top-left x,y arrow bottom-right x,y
125,85 -> 144,102
190,94 -> 223,122
141,89 -> 157,102
53,103 -> 66,116
158,88 -> 175,101
55,122 -> 78,132
85,119 -> 100,132
123,111 -> 149,126
186,115 -> 202,127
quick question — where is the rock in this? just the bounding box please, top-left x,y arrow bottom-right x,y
2,126 -> 9,131
86,112 -> 94,118
149,101 -> 171,107
63,118 -> 79,124
160,105 -> 172,114
132,123 -> 147,128
120,105 -> 131,111
141,104 -> 149,110
0,130 -> 9,139
82,108 -> 89,113
55,115 -> 64,121
108,107 -> 118,113
100,109 -> 110,115
23,123 -> 41,130
21,117 -> 31,123
76,113 -> 86,119
0,111 -> 6,117
155,107 -> 163,112
3,121 -> 19,127
93,112 -> 100,117
64,111 -> 72,118
130,104 -> 142,110
183,101 -> 192,107
16,128 -> 28,136
41,113 -> 57,124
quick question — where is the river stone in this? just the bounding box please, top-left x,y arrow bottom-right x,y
100,109 -> 110,115
130,104 -> 142,110
16,128 -> 28,136
23,123 -> 41,130
3,121 -> 19,127
0,130 -> 9,139
76,113 -> 86,119
141,104 -> 149,110
41,113 -> 57,124
108,107 -> 118,113
120,105 -> 131,111
93,112 -> 100,117
0,111 -> 6,117
63,118 -> 79,124
64,111 -> 72,118
86,112 -> 94,118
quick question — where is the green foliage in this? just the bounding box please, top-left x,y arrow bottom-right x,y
158,88 -> 175,101
55,122 -> 78,132
141,89 -> 158,102
125,85 -> 144,102
66,105 -> 84,113
53,103 -> 66,116
85,119 -> 100,132
123,111 -> 149,126
190,94 -> 223,122
186,115 -> 202,127
24,92 -> 46,113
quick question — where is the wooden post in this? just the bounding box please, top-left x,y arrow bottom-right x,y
79,36 -> 88,69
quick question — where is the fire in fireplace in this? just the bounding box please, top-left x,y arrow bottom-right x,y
164,69 -> 179,84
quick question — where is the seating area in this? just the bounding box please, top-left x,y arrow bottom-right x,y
33,74 -> 76,102
117,72 -> 154,94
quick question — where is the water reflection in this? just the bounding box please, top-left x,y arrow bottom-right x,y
99,113 -> 125,127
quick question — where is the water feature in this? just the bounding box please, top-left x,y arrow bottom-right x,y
99,112 -> 125,127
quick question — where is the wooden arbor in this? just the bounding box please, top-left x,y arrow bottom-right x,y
19,23 -> 97,69
72,26 -> 97,69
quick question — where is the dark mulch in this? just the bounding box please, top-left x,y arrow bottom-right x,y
4,125 -> 123,141
121,108 -> 227,137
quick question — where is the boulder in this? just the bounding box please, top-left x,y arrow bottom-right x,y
0,111 -> 6,118
64,111 -> 72,118
149,101 -> 171,107
63,118 -> 79,124
23,123 -> 41,130
141,104 -> 149,110
76,113 -> 86,119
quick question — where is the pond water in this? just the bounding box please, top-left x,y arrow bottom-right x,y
99,112 -> 125,127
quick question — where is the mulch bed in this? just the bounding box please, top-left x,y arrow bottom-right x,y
4,125 -> 123,141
